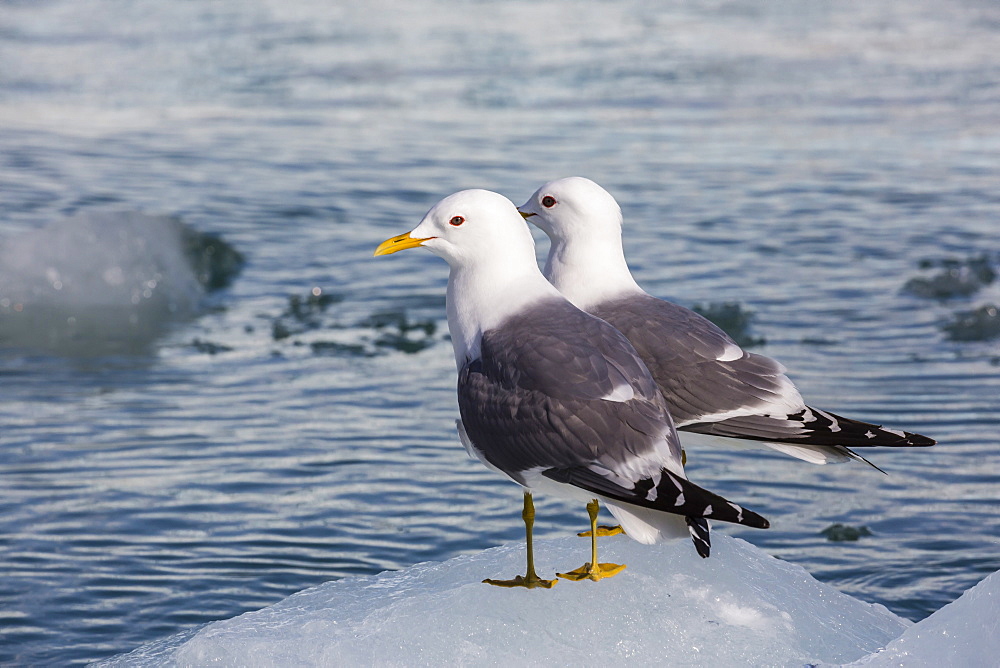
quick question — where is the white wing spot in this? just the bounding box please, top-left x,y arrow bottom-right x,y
883,428 -> 906,438
602,383 -> 635,403
815,409 -> 842,433
646,486 -> 658,502
703,504 -> 713,516
728,502 -> 744,522
718,343 -> 743,362
675,492 -> 685,507
865,431 -> 876,439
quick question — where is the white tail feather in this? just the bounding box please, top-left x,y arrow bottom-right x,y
604,501 -> 689,544
762,442 -> 853,465
680,431 -> 853,465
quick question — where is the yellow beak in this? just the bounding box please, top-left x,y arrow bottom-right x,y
373,232 -> 434,257
519,210 -> 535,219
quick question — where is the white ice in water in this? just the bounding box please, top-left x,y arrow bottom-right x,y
100,534 -> 932,667
846,570 -> 1000,666
0,210 -> 205,354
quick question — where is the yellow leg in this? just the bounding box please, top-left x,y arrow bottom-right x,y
483,492 -> 557,589
558,499 -> 626,582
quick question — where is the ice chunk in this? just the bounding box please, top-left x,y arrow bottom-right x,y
848,570 -> 1000,666
99,534 -> 909,667
0,211 -> 241,355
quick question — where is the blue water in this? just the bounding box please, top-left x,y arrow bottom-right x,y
1,1 -> 999,664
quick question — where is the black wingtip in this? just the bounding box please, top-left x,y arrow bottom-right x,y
906,433 -> 936,447
686,407 -> 938,450
744,511 -> 770,530
824,410 -> 937,449
665,470 -> 772,530
721,494 -> 770,530
874,428 -> 935,449
541,465 -> 771,531
686,517 -> 711,558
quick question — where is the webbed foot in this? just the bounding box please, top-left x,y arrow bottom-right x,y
557,561 -> 626,582
484,574 -> 557,589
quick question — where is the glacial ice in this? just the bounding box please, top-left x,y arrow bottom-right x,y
0,211 -> 241,355
100,533 -> 932,667
846,569 -> 1000,666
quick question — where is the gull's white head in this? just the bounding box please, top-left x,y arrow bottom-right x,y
375,189 -> 537,270
376,189 -> 558,367
517,177 -> 640,308
518,176 -> 623,243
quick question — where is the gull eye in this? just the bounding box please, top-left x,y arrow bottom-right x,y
449,215 -> 465,227
541,195 -> 557,208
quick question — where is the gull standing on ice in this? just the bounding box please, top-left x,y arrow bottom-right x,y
375,189 -> 769,588
519,177 -> 934,469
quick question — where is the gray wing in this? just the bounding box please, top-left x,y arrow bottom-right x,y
592,294 -> 797,427
593,294 -> 935,450
458,299 -> 674,476
485,299 -> 662,404
457,299 -> 770,529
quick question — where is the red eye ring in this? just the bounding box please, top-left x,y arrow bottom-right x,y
449,216 -> 465,226
541,195 -> 556,208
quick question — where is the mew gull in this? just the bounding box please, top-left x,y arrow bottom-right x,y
375,189 -> 769,588
519,177 -> 934,469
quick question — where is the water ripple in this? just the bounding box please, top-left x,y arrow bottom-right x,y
2,0 -> 1000,665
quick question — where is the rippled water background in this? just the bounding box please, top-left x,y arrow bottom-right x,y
1,1 -> 999,664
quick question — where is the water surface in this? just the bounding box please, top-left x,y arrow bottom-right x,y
1,1 -> 999,664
